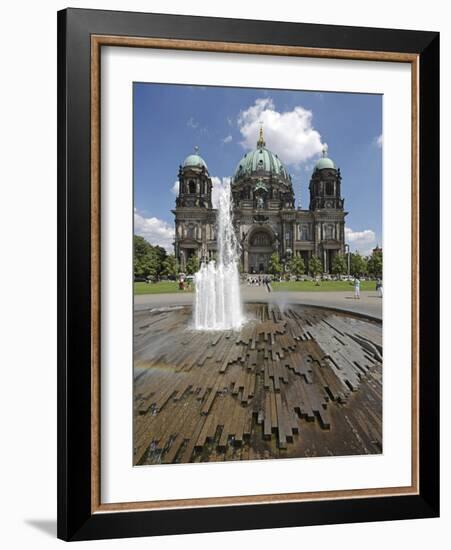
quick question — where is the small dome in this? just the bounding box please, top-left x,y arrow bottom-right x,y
315,145 -> 336,171
183,147 -> 208,170
315,157 -> 336,170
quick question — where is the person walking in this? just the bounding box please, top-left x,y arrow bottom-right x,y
376,278 -> 383,298
354,276 -> 361,299
178,274 -> 185,291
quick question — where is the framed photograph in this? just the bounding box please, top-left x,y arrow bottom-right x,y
57,8 -> 439,541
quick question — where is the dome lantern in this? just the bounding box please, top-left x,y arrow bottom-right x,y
256,125 -> 266,148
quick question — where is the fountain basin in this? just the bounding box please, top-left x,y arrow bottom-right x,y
134,303 -> 382,465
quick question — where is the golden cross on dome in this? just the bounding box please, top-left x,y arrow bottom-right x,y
194,145 -> 200,154
257,124 -> 266,148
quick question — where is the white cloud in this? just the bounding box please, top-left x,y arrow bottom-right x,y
237,98 -> 324,167
303,162 -> 315,173
134,210 -> 174,253
187,117 -> 208,135
187,117 -> 199,129
171,180 -> 179,195
222,135 -> 232,144
375,134 -> 383,148
345,227 -> 378,256
227,116 -> 233,126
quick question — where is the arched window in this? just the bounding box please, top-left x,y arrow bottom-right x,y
250,231 -> 271,247
325,224 -> 334,240
326,181 -> 334,195
189,180 -> 196,194
187,224 -> 196,239
300,224 -> 310,240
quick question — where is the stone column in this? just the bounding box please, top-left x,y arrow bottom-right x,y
282,222 -> 286,255
244,249 -> 249,272
315,222 -> 321,256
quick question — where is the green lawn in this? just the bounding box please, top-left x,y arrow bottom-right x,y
272,280 -> 376,292
134,281 -> 193,295
134,279 -> 376,295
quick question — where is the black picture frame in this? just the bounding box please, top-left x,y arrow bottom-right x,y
57,7 -> 439,541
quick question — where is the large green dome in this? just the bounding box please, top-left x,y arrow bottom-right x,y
183,147 -> 208,171
234,128 -> 289,181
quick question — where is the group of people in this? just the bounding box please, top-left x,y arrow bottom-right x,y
177,272 -> 382,298
353,277 -> 383,299
247,275 -> 271,286
246,275 -> 272,291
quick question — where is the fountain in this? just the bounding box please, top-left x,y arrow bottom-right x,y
194,180 -> 244,330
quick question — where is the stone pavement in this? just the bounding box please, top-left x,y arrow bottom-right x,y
134,285 -> 382,321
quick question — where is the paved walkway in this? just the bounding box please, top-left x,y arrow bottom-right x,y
135,286 -> 382,320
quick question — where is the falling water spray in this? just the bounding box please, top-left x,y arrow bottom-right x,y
194,180 -> 244,330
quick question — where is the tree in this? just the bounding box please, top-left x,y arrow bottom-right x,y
134,235 -> 160,279
331,253 -> 347,279
185,254 -> 200,275
350,252 -> 367,277
161,254 -> 178,279
268,253 -> 282,277
134,235 -> 170,280
367,249 -> 383,278
308,255 -> 323,278
287,255 -> 305,278
152,245 -> 167,280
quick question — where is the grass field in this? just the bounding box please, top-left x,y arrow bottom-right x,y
272,280 -> 376,292
134,279 -> 377,295
134,281 -> 193,295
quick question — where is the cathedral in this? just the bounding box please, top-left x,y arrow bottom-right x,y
173,128 -> 347,274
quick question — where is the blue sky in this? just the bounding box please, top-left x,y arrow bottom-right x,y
134,83 -> 382,255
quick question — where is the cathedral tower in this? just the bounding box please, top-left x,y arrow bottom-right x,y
309,145 -> 344,211
307,145 -> 346,272
176,146 -> 213,209
173,147 -> 216,270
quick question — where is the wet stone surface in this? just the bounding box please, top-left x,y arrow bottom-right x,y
133,303 -> 382,465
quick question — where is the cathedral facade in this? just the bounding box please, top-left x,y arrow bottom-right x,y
173,130 -> 347,274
